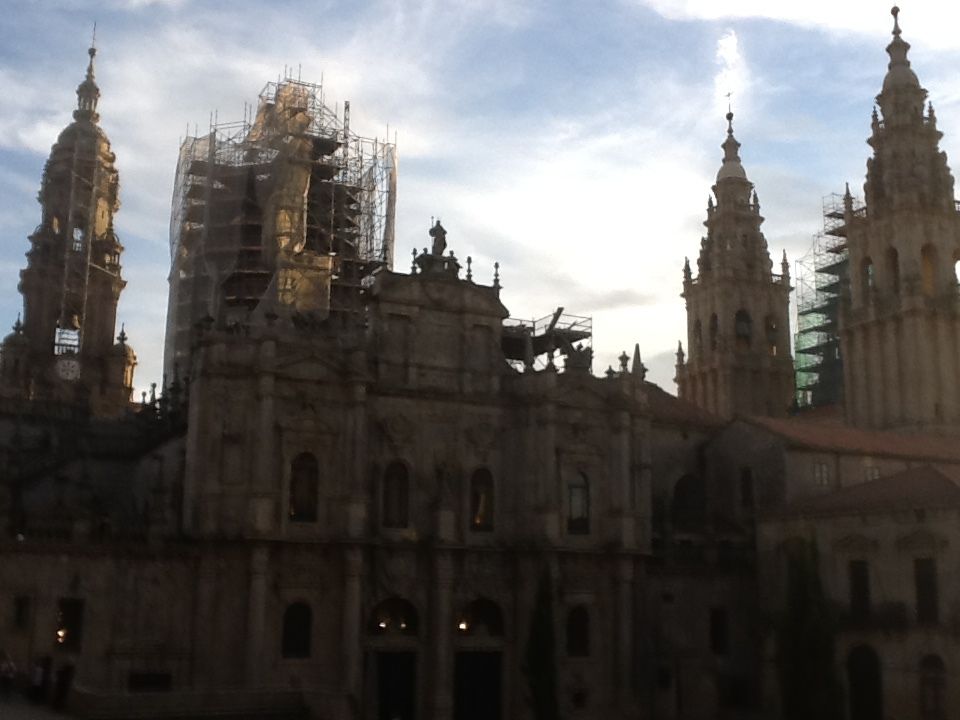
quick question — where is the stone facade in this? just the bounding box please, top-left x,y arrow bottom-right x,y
4,8 -> 960,720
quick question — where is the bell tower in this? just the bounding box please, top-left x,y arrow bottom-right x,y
0,43 -> 136,416
675,112 -> 794,418
841,7 -> 960,430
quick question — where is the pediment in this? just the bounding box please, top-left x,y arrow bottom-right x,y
273,349 -> 345,380
896,528 -> 948,554
833,533 -> 879,554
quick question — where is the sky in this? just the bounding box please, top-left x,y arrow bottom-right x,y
3,1 -> 960,395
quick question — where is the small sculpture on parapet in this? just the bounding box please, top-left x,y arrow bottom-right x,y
429,219 -> 447,256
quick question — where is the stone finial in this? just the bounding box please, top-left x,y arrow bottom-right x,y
605,365 -> 617,379
411,248 -> 417,273
631,343 -> 647,380
493,262 -> 500,289
891,5 -> 901,37
781,249 -> 790,278
618,350 -> 629,373
12,314 -> 22,334
676,340 -> 685,364
466,255 -> 473,282
683,257 -> 692,282
844,182 -> 854,213
117,323 -> 127,345
928,101 -> 937,126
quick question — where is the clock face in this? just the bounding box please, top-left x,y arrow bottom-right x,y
56,357 -> 81,381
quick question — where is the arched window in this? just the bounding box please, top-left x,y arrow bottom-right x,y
368,598 -> 418,636
470,468 -> 494,532
289,453 -> 318,523
734,310 -> 752,350
861,256 -> 875,301
693,319 -> 703,355
847,645 -> 883,720
671,474 -> 706,531
382,462 -> 410,529
920,654 -> 946,720
709,314 -> 719,351
886,247 -> 900,294
567,472 -> 590,535
765,316 -> 778,356
456,597 -> 504,637
281,602 -> 312,658
566,606 -> 589,657
921,244 -> 937,296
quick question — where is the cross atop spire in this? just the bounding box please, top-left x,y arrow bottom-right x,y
74,42 -> 101,123
717,110 -> 747,182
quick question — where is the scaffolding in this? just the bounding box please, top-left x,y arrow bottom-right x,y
163,75 -> 397,378
502,308 -> 593,373
793,192 -> 864,408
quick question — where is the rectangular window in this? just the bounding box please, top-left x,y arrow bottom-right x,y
739,467 -> 754,508
709,607 -> 729,655
56,598 -> 85,651
567,476 -> 590,535
849,560 -> 871,620
812,462 -> 831,487
864,466 -> 880,481
13,596 -> 31,631
915,557 -> 939,624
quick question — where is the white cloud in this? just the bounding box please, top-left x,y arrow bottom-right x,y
714,29 -> 747,115
636,1 -> 960,49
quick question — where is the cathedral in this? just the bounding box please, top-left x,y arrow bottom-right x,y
1,7 -> 958,720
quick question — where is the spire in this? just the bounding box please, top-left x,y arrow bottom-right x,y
631,343 -> 647,380
675,340 -> 685,365
716,110 -> 747,181
881,6 -> 920,93
74,41 -> 101,122
781,249 -> 790,279
683,256 -> 692,282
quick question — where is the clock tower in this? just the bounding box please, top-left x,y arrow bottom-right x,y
0,44 -> 136,417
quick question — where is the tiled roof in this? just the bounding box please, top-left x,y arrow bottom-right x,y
644,383 -> 725,428
772,465 -> 960,518
744,415 -> 960,463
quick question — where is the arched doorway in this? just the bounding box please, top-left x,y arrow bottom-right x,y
848,645 -> 883,720
367,597 -> 419,720
454,598 -> 505,720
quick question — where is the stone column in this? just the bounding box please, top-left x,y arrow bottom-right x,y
431,551 -> 455,720
245,545 -> 270,686
192,553 -> 218,688
615,409 -> 635,549
867,324 -> 884,427
341,546 -> 363,709
898,313 -> 920,425
936,314 -> 956,422
912,313 -> 935,423
616,557 -> 635,712
250,339 -> 276,534
852,330 -> 870,426
882,320 -> 902,425
346,375 -> 368,539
